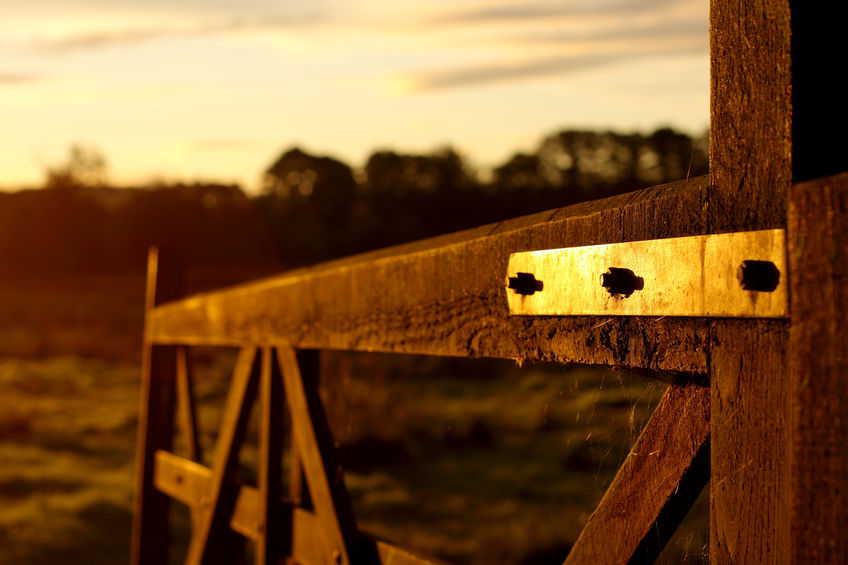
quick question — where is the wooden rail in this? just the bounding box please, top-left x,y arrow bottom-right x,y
132,1 -> 847,564
151,177 -> 712,375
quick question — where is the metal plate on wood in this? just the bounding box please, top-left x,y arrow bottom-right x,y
506,229 -> 787,318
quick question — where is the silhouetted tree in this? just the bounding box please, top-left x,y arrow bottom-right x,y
363,147 -> 474,195
491,153 -> 549,190
263,147 -> 356,226
45,144 -> 109,190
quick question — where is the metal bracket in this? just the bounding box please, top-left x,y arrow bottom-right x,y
506,229 -> 787,318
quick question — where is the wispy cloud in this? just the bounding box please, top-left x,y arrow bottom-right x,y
400,43 -> 705,92
394,0 -> 706,92
429,0 -> 684,25
27,13 -> 328,52
0,71 -> 44,84
514,18 -> 706,44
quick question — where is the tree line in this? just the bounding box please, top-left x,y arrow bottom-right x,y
256,127 -> 707,265
0,127 -> 707,281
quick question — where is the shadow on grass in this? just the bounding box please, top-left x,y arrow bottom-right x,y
21,500 -> 132,565
0,477 -> 85,500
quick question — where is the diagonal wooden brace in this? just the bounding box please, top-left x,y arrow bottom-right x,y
564,383 -> 710,564
185,347 -> 260,565
277,347 -> 360,565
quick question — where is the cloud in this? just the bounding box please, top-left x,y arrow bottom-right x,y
396,0 -> 706,93
400,44 -> 705,92
0,72 -> 44,84
28,13 -> 328,52
516,18 -> 706,44
430,0 -> 685,25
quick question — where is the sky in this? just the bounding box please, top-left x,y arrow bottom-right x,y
0,0 -> 709,193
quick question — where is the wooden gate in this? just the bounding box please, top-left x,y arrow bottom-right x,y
131,1 -> 847,563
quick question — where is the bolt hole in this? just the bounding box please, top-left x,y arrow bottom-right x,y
508,272 -> 543,296
600,267 -> 644,298
737,260 -> 780,292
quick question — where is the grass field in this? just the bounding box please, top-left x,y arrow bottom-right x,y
0,350 -> 709,564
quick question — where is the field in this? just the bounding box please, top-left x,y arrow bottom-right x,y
0,348 -> 709,564
0,272 -> 708,564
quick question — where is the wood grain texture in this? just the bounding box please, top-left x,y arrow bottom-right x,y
150,178 -> 711,376
788,174 -> 848,563
709,0 -> 791,232
710,320 -> 789,564
564,383 -> 710,565
131,248 -> 182,565
709,2 -> 793,563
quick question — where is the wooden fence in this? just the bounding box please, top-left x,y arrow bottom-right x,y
131,1 -> 847,563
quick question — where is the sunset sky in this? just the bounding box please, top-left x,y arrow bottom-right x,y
0,0 -> 708,192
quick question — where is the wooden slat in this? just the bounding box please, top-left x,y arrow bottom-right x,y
564,383 -> 710,564
154,450 -> 445,565
176,346 -> 201,462
150,178 -> 712,375
256,347 -> 283,564
788,174 -> 848,563
710,321 -> 788,563
154,450 -> 260,539
175,345 -> 204,529
131,248 -> 182,565
709,1 -> 794,564
277,347 -> 358,565
709,0 -> 790,233
185,347 -> 259,565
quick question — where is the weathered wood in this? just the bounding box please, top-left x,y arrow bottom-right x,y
154,450 -> 259,539
186,347 -> 259,565
150,178 -> 712,375
175,345 -> 204,529
564,383 -> 710,565
788,174 -> 848,563
154,450 -> 444,565
709,2 -> 794,564
256,347 -> 283,565
709,0 -> 791,232
278,347 -> 359,565
131,248 -> 183,565
176,346 -> 201,463
710,321 -> 788,563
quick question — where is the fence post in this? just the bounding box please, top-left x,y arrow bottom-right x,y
709,0 -> 792,563
787,175 -> 848,563
711,1 -> 847,563
131,248 -> 185,565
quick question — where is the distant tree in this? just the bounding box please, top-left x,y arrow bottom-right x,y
537,130 -> 637,190
363,147 -> 475,194
45,144 -> 109,189
252,128 -> 708,268
535,127 -> 707,193
263,147 -> 356,225
491,152 -> 550,190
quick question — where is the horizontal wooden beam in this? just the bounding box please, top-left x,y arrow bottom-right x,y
151,177 -> 726,375
154,450 -> 445,565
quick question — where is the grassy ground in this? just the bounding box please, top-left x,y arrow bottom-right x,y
0,357 -> 139,564
0,351 -> 708,564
